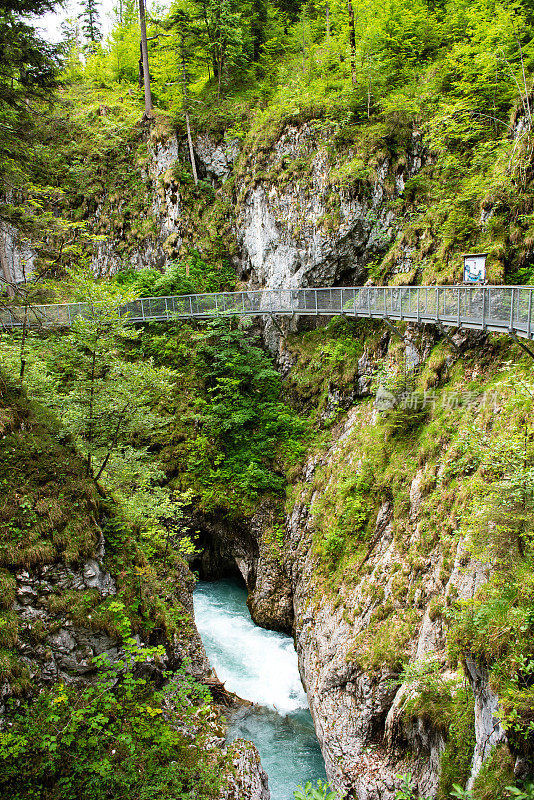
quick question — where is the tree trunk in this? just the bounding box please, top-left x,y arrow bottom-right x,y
181,47 -> 198,185
86,348 -> 97,477
301,9 -> 306,73
0,230 -> 14,298
138,0 -> 153,115
347,0 -> 357,85
367,62 -> 371,117
138,41 -> 144,90
251,0 -> 266,63
217,50 -> 224,101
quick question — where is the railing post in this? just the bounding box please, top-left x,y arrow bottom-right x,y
67,304 -> 72,326
417,288 -> 420,322
189,296 -> 193,316
482,288 -> 486,331
315,289 -> 318,315
367,287 -> 371,317
529,290 -> 533,339
242,292 -> 246,314
509,287 -> 515,332
457,287 -> 460,327
435,287 -> 439,322
141,299 -> 146,321
164,297 -> 169,320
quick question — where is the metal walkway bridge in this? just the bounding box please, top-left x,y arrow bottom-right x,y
2,285 -> 534,344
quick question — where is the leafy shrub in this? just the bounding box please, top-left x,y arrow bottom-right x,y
114,250 -> 235,297
186,318 -> 306,511
506,784 -> 534,800
0,615 -> 222,800
294,779 -> 337,800
394,772 -> 431,800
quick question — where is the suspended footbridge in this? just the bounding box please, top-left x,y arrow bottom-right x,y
2,285 -> 534,349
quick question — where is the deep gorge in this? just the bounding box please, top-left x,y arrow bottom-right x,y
194,578 -> 326,800
3,0 -> 534,797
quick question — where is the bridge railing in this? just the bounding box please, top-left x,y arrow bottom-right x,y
1,285 -> 533,340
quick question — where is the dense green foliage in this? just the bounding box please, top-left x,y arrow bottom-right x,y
0,369 -> 232,799
294,780 -> 337,800
32,0 -> 533,286
4,0 -> 534,796
187,318 -> 305,507
1,275 -> 306,517
0,616 -> 223,800
114,253 -> 236,297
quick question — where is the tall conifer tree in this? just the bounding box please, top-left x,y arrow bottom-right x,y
79,0 -> 102,53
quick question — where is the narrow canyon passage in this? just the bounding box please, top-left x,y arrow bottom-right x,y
193,579 -> 327,800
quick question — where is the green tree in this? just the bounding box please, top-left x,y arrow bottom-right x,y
57,270 -> 175,482
0,0 -> 61,295
250,0 -> 268,62
79,0 -> 103,53
138,0 -> 153,113
191,0 -> 244,98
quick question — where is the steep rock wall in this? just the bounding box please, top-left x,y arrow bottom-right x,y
90,118 -> 423,288
233,123 -> 423,290
91,132 -> 183,276
277,327 -> 513,799
91,130 -> 241,277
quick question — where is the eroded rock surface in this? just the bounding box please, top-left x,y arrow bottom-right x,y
235,123 -> 423,291
221,739 -> 271,800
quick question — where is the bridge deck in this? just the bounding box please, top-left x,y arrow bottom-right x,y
1,285 -> 534,341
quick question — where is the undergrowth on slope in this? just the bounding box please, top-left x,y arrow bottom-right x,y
284,317 -> 534,794
0,376 -> 231,799
0,611 -> 225,800
1,305 -> 306,519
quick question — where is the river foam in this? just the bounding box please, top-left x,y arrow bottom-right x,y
194,579 -> 307,714
193,578 -> 327,800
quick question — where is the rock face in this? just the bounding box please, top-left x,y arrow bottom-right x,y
92,133 -> 184,276
91,119 -> 423,288
189,506 -> 294,635
195,134 -> 241,184
2,530 -> 213,715
0,221 -> 35,285
464,659 -> 507,791
12,548 -> 118,692
283,422 -> 440,797
221,739 -> 271,800
234,123 -> 423,291
91,131 -> 241,277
